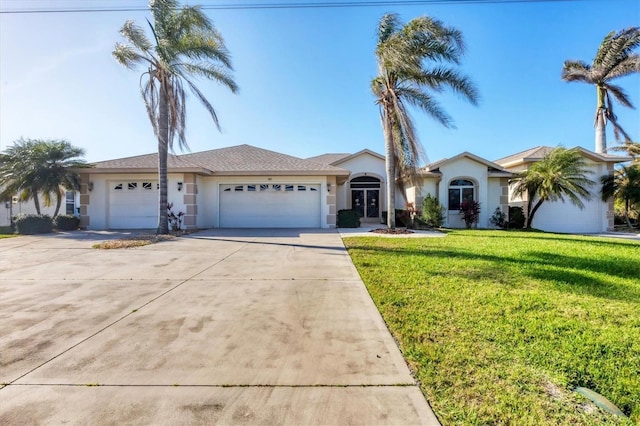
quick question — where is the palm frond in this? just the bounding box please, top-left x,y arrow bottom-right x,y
561,60 -> 592,82
397,86 -> 453,128
604,82 -> 634,108
179,62 -> 238,93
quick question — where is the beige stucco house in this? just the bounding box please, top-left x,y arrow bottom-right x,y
63,143 -> 628,232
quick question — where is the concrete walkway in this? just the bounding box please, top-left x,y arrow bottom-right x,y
0,229 -> 439,425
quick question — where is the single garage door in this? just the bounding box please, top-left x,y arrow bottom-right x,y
220,183 -> 321,228
108,181 -> 158,229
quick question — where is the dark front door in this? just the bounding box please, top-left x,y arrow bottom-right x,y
352,189 -> 365,218
351,189 -> 379,220
366,189 -> 379,218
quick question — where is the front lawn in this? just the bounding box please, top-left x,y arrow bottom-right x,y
344,230 -> 639,425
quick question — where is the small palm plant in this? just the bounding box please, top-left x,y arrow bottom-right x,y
511,148 -> 595,229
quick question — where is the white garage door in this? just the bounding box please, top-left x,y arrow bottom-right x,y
108,181 -> 158,229
220,183 -> 321,228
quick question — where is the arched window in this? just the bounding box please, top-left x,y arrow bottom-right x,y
448,179 -> 475,210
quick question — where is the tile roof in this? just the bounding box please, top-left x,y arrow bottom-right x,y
424,151 -> 509,173
493,146 -> 555,166
93,153 -> 203,169
306,153 -> 351,165
91,144 -> 349,175
494,145 -> 630,167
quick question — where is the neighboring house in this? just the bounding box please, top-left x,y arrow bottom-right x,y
75,143 -> 627,232
0,192 -> 79,227
494,146 -> 630,234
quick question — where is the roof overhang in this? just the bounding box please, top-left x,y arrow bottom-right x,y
330,149 -> 385,166
498,148 -> 632,168
75,167 -> 214,175
211,170 -> 351,178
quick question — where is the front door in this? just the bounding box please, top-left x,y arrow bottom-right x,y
351,189 -> 379,221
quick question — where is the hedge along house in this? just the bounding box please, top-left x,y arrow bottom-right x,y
495,146 -> 630,233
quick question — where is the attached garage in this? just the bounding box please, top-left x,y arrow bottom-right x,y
219,183 -> 321,228
108,180 -> 158,229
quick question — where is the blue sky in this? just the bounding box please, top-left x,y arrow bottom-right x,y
1,0 -> 638,164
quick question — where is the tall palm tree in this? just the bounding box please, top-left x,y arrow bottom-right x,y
511,147 -> 595,229
601,164 -> 640,228
372,13 -> 478,228
113,0 -> 238,234
0,138 -> 88,216
562,27 -> 640,154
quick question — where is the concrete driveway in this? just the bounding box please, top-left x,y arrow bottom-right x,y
0,229 -> 438,425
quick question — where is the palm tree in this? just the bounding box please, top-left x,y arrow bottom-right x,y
113,0 -> 238,234
562,27 -> 640,154
372,13 -> 478,228
0,138 -> 88,216
610,140 -> 640,164
601,164 -> 640,228
511,147 -> 595,229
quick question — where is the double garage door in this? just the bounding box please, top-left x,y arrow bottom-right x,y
107,180 -> 322,229
219,183 -> 321,228
108,181 -> 158,229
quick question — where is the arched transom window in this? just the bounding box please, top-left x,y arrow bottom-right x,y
448,179 -> 475,210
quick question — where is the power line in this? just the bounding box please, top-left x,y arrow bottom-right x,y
0,0 -> 603,14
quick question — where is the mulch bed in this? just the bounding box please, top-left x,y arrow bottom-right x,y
370,228 -> 414,235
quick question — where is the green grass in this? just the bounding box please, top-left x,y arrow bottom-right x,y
343,230 -> 640,425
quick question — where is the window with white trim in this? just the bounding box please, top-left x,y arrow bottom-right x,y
448,179 -> 475,210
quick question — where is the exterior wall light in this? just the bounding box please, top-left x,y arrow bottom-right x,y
88,182 -> 94,192
177,182 -> 183,191
327,183 -> 331,193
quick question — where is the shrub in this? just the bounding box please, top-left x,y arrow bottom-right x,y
14,214 -> 53,235
508,206 -> 526,229
421,194 -> 445,228
381,210 -> 411,227
337,209 -> 360,228
460,200 -> 481,229
489,207 -> 507,228
54,215 -> 80,231
167,202 -> 184,231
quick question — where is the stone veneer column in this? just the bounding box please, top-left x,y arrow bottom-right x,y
79,173 -> 91,229
183,173 -> 198,230
326,176 -> 337,228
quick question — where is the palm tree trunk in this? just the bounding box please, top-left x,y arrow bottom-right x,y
526,199 -> 544,229
625,199 -> 632,228
595,86 -> 607,154
53,190 -> 62,217
32,186 -> 41,215
383,111 -> 396,228
157,82 -> 170,235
